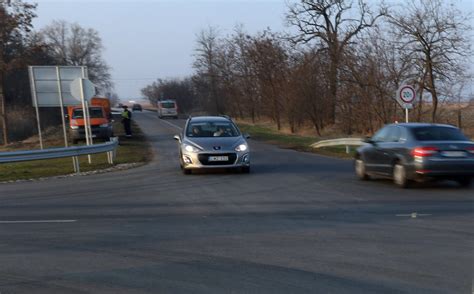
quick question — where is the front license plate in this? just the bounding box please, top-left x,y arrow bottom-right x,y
441,151 -> 467,157
208,156 -> 228,162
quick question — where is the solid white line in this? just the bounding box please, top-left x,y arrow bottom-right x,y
0,220 -> 77,224
157,118 -> 183,130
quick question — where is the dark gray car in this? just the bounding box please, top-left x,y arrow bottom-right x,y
174,116 -> 250,174
354,123 -> 474,188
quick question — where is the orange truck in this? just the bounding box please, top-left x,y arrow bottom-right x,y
68,97 -> 113,144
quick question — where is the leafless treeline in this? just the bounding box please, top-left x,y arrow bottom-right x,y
143,0 -> 473,136
1,0 -> 115,144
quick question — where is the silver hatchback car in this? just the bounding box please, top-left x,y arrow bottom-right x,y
174,116 -> 251,174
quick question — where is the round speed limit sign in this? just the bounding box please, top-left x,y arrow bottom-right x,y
398,85 -> 416,104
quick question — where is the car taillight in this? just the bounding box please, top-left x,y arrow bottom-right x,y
411,147 -> 439,157
466,147 -> 474,154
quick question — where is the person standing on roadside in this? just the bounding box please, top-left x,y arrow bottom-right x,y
121,105 -> 132,137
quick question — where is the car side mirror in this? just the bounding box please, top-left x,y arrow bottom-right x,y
243,133 -> 251,139
173,135 -> 181,142
363,137 -> 375,145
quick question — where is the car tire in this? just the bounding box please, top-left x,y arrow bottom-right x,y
355,158 -> 369,180
183,168 -> 191,175
241,166 -> 250,173
456,177 -> 471,188
393,163 -> 410,188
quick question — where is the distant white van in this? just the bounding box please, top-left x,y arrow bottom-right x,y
157,100 -> 178,119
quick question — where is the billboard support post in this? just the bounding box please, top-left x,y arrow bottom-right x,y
28,67 -> 44,149
78,79 -> 92,164
28,66 -> 88,151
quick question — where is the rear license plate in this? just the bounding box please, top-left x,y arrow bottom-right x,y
208,156 -> 228,162
441,151 -> 467,157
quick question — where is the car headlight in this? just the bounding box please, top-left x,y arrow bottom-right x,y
70,125 -> 79,129
100,123 -> 110,128
235,143 -> 248,152
184,144 -> 199,153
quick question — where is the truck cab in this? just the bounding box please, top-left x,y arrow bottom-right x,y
68,97 -> 113,144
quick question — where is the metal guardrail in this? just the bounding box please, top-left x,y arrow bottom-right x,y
0,137 -> 118,173
311,138 -> 364,154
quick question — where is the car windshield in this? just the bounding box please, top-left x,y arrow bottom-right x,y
160,102 -> 176,108
72,108 -> 104,119
186,121 -> 240,137
411,126 -> 468,141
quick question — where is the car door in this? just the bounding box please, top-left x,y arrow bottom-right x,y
377,126 -> 402,175
364,126 -> 390,173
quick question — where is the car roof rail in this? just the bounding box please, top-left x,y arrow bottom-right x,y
219,114 -> 231,120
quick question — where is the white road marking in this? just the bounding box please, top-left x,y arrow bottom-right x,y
157,117 -> 183,130
0,219 -> 77,224
396,213 -> 432,218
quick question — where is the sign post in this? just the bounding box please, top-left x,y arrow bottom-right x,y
71,78 -> 96,164
28,66 -> 87,150
396,84 -> 416,123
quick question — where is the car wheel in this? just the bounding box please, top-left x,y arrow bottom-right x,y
355,158 -> 369,180
183,168 -> 191,175
241,166 -> 250,173
456,177 -> 471,188
393,163 -> 410,188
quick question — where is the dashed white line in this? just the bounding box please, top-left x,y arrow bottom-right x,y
0,220 -> 77,224
396,213 -> 432,218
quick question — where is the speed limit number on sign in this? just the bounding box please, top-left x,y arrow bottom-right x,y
396,84 -> 416,109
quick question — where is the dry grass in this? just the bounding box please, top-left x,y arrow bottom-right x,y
0,117 -> 152,181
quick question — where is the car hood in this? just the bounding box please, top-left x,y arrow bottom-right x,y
184,137 -> 244,151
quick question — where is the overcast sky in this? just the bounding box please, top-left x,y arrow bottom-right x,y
33,0 -> 289,101
33,0 -> 473,101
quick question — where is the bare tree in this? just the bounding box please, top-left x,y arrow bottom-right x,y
286,0 -> 386,123
141,78 -> 196,114
39,20 -> 112,92
0,0 -> 36,145
246,31 -> 289,130
193,27 -> 222,115
388,0 -> 472,122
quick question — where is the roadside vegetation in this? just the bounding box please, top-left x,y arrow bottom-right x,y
0,119 -> 152,182
238,122 -> 356,159
141,0 -> 473,141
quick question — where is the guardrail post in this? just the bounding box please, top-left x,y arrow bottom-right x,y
0,137 -> 118,169
346,145 -> 350,154
73,156 -> 80,174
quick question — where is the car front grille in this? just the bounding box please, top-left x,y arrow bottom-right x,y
75,126 -> 102,135
198,153 -> 237,166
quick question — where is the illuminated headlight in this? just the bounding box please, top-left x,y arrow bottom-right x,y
70,125 -> 79,129
184,144 -> 199,153
235,144 -> 248,152
100,123 -> 109,128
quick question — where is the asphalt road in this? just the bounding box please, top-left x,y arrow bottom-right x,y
0,111 -> 472,294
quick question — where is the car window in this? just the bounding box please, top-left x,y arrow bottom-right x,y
72,108 -> 103,119
160,102 -> 176,108
411,126 -> 468,141
372,126 -> 390,142
387,127 -> 402,142
186,121 -> 240,137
